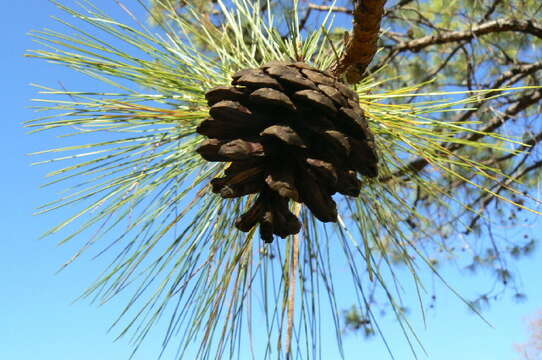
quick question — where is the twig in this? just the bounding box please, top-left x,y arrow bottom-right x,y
372,18 -> 542,73
481,0 -> 503,22
419,43 -> 464,83
308,3 -> 352,15
299,7 -> 313,32
491,61 -> 542,88
393,19 -> 542,53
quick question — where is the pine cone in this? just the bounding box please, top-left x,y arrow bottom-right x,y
196,61 -> 378,243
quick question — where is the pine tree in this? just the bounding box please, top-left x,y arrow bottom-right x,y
28,0 -> 541,358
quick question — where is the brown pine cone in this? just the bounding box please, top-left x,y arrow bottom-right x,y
196,61 -> 378,243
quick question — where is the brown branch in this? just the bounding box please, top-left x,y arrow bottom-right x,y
393,19 -> 542,53
491,61 -> 542,88
481,0 -> 503,22
331,0 -> 388,84
307,4 -> 352,14
299,7 -> 313,32
393,0 -> 415,10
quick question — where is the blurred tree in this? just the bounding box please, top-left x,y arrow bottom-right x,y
516,310 -> 542,360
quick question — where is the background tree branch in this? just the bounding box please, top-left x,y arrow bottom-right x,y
390,19 -> 542,53
386,90 -> 542,181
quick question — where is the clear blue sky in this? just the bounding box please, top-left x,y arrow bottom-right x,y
2,1 -> 541,359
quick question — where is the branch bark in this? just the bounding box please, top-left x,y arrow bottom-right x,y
392,19 -> 542,53
308,4 -> 352,14
491,61 -> 542,88
331,0 -> 388,84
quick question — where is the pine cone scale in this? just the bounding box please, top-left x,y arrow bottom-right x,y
249,88 -> 296,111
205,86 -> 246,106
265,165 -> 300,201
260,125 -> 307,148
292,90 -> 337,116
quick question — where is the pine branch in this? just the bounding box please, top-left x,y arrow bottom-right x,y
481,0 -> 504,22
331,0 -> 388,84
491,61 -> 542,88
392,19 -> 542,53
308,4 -> 352,14
385,89 -> 542,181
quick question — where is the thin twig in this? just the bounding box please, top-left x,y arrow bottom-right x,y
308,4 -> 352,15
392,19 -> 542,53
372,18 -> 542,73
481,0 -> 503,23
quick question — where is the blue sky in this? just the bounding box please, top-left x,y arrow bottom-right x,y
2,1 -> 541,359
